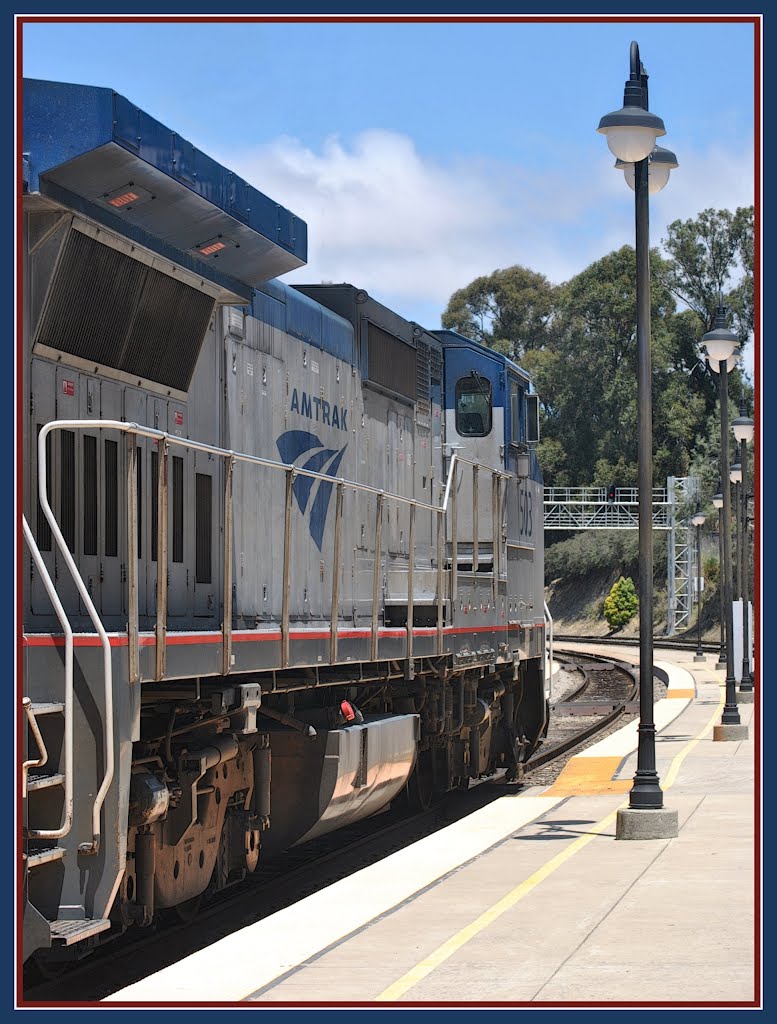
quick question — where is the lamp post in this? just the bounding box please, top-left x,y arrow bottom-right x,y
712,488 -> 726,669
730,461 -> 742,604
707,343 -> 737,672
702,307 -> 748,741
691,504 -> 706,662
732,401 -> 754,695
598,41 -> 679,838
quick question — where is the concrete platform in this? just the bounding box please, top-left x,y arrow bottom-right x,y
106,648 -> 758,1007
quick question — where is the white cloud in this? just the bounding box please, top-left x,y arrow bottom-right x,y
217,129 -> 754,381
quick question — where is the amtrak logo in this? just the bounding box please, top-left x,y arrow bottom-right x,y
276,431 -> 348,551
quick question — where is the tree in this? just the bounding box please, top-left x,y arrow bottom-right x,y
441,265 -> 556,359
441,208 -> 752,490
523,246 -> 683,486
603,576 -> 639,630
660,206 -> 754,341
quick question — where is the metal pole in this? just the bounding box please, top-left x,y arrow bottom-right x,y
716,505 -> 726,668
330,482 -> 344,665
281,469 -> 294,670
740,437 -> 753,690
126,437 -> 139,684
155,441 -> 168,681
221,455 -> 235,676
732,479 -> 741,602
371,493 -> 384,662
629,140 -> 664,809
407,501 -> 415,665
695,521 -> 704,661
718,365 -> 741,725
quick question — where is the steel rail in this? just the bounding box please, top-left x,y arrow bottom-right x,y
525,652 -> 639,772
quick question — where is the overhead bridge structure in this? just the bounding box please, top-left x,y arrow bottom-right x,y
543,477 -> 701,636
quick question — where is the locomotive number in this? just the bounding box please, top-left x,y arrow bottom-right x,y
519,485 -> 533,538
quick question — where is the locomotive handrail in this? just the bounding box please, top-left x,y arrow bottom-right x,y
22,516 -> 74,838
22,698 -> 48,780
37,425 -> 113,855
544,600 -> 554,703
34,420 -> 514,685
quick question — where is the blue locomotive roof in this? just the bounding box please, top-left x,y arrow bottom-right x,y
253,280 -> 357,366
23,78 -> 308,303
433,329 -> 531,384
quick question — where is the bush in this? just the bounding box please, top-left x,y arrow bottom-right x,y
703,556 -> 720,588
545,530 -> 667,583
603,576 -> 639,630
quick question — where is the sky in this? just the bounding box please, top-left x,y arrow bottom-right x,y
21,18 -> 756,378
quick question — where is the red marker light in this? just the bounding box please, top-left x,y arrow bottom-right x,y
198,240 -> 226,256
340,701 -> 355,722
102,183 -> 152,210
108,191 -> 139,208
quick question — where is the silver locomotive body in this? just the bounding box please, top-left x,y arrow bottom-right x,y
21,79 -> 546,967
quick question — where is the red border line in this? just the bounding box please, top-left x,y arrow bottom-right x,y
22,622 -> 547,648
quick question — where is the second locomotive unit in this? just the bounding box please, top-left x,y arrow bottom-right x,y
21,77 -> 547,968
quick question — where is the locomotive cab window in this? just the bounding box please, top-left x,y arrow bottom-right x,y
455,374 -> 492,436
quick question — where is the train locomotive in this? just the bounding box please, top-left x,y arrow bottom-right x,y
20,78 -> 547,968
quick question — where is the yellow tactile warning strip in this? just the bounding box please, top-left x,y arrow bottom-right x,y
544,756 -> 632,796
375,683 -> 726,1002
667,688 -> 696,698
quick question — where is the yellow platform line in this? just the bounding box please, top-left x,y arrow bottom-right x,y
375,686 -> 725,1002
667,688 -> 696,699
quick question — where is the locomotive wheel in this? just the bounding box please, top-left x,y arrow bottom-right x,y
28,954 -> 69,984
162,893 -> 203,924
408,748 -> 435,811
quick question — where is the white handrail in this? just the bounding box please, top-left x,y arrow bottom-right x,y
32,418 -> 517,834
22,515 -> 74,839
37,426 -> 112,855
38,420 -> 510,518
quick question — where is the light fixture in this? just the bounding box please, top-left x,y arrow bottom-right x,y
192,234 -> 239,258
101,182 -> 154,211
702,307 -> 740,364
732,408 -> 755,444
712,490 -> 724,509
597,78 -> 666,162
615,144 -> 678,194
707,348 -> 740,373
730,462 -> 742,484
691,508 -> 707,528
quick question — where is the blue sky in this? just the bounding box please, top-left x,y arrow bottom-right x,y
22,19 -> 756,376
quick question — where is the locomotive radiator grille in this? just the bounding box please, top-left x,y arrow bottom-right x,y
34,227 -> 216,393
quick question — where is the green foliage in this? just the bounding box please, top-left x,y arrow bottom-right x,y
545,531 -> 638,579
545,531 -> 667,583
703,556 -> 720,588
660,206 -> 754,340
441,206 -> 754,490
441,265 -> 556,359
603,576 -> 639,630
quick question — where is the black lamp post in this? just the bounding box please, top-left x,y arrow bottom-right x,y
730,461 -> 742,603
599,42 -> 679,835
691,504 -> 706,662
711,487 -> 726,668
732,402 -> 754,693
702,307 -> 748,740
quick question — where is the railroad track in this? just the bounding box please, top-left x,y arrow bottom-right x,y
524,651 -> 639,774
23,647 -> 649,1004
555,633 -> 719,653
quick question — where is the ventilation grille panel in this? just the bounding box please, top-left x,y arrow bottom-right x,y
366,321 -> 417,403
35,229 -> 215,393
